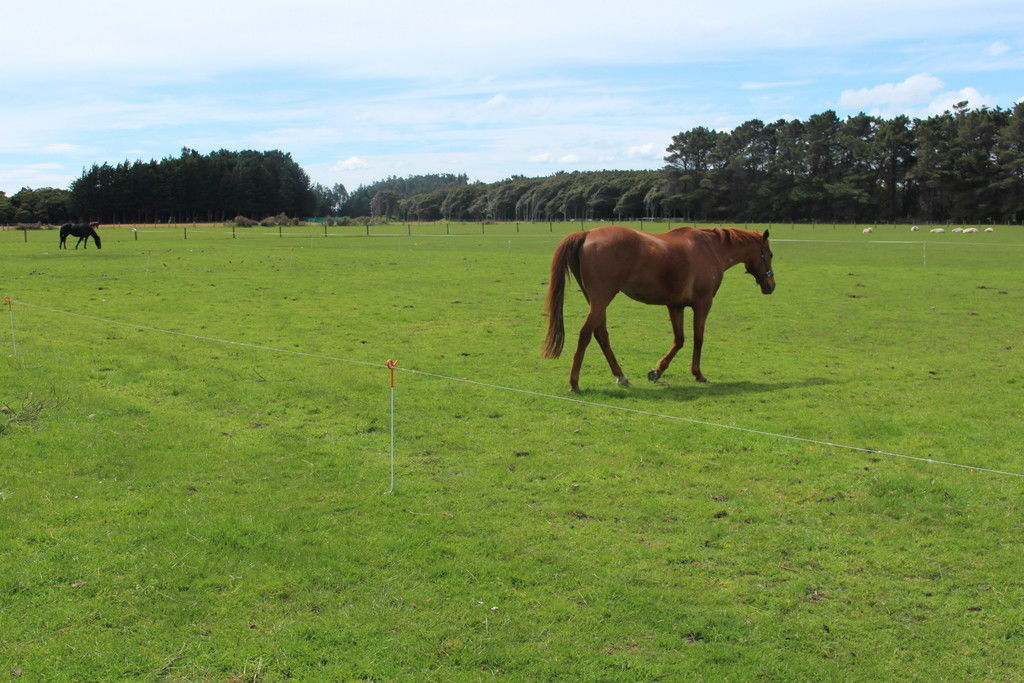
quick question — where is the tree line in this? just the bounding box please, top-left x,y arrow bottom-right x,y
370,170 -> 665,222
3,102 -> 1022,225
371,101 -> 1024,224
0,148 -> 346,225
661,101 -> 1024,223
68,148 -> 347,223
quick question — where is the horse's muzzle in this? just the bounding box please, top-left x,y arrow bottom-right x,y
753,270 -> 775,294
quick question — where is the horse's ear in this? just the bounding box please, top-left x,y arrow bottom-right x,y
762,229 -> 770,240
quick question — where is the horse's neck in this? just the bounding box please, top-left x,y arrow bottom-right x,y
714,231 -> 758,270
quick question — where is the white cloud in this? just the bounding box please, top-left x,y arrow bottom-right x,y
526,152 -> 586,165
7,0 -> 1019,82
251,127 -> 345,148
43,143 -> 84,154
0,163 -> 74,190
839,73 -> 945,109
626,144 -> 658,159
839,73 -> 997,117
485,94 -> 510,108
741,80 -> 812,90
924,87 -> 996,116
985,40 -> 1012,57
336,156 -> 368,170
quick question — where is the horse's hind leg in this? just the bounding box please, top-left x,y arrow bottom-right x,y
648,305 -> 685,382
569,297 -> 626,391
594,321 -> 629,387
568,323 -> 591,392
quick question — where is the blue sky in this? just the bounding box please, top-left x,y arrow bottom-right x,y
2,0 -> 1022,195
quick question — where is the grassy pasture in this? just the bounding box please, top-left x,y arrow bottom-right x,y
2,222 -> 1023,679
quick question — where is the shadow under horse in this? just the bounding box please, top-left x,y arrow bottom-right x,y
59,222 -> 102,249
543,225 -> 775,392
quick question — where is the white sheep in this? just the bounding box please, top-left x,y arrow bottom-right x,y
862,227 -> 874,234
930,228 -> 945,233
910,225 -> 920,231
985,227 -> 995,232
963,227 -> 979,234
952,227 -> 964,233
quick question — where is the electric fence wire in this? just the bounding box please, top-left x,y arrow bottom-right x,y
11,299 -> 1024,480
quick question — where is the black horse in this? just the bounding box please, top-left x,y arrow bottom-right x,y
59,222 -> 102,249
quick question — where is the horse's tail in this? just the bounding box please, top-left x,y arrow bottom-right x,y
542,231 -> 587,359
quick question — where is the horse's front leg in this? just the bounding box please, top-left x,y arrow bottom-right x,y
568,320 -> 593,392
690,300 -> 712,382
648,305 -> 684,382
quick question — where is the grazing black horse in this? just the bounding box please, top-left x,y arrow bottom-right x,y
59,222 -> 102,249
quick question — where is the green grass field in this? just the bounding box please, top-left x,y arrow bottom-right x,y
2,222 -> 1023,679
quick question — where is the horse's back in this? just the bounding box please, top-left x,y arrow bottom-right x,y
579,225 -> 719,306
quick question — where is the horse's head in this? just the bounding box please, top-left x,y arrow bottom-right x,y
746,230 -> 775,294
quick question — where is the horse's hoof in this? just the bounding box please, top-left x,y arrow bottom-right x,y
695,375 -> 708,383
647,369 -> 661,382
616,376 -> 631,387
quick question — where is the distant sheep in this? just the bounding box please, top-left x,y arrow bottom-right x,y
963,227 -> 979,233
910,225 -> 920,231
862,227 -> 874,234
952,227 -> 964,233
985,227 -> 995,232
930,228 -> 945,233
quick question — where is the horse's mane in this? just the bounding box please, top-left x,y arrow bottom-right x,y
706,227 -> 763,245
670,226 -> 761,246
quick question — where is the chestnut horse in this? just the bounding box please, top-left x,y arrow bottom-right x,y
543,225 -> 775,392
